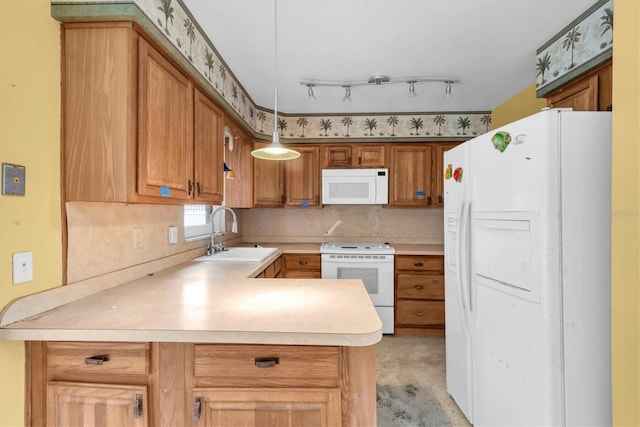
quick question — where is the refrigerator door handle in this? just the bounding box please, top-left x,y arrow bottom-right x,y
458,203 -> 473,312
465,202 -> 473,312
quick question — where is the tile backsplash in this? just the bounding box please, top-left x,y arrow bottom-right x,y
241,206 -> 444,244
66,202 -> 442,284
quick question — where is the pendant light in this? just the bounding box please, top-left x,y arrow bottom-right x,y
251,0 -> 300,161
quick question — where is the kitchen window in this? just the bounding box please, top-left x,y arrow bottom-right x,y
184,205 -> 222,241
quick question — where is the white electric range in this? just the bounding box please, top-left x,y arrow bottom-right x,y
320,242 -> 395,334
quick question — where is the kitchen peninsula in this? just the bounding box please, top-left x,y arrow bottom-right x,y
0,250 -> 381,426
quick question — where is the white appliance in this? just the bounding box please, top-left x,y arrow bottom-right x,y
322,168 -> 388,205
321,242 -> 395,333
444,109 -> 612,426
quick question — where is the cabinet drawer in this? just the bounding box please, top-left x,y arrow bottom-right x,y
46,342 -> 149,375
193,344 -> 339,380
284,254 -> 321,270
396,274 -> 444,299
284,270 -> 321,279
396,256 -> 443,272
396,300 -> 445,327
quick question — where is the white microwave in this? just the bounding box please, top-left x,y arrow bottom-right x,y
322,168 -> 388,205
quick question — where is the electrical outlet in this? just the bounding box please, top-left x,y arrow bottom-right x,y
133,227 -> 143,249
168,226 -> 178,244
13,251 -> 33,284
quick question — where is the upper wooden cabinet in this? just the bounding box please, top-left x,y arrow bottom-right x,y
63,23 -> 223,204
433,142 -> 461,208
253,141 -> 285,207
321,144 -> 386,168
137,38 -> 194,201
388,144 -> 433,207
224,117 -> 253,208
285,146 -> 321,207
193,90 -> 224,204
546,59 -> 612,111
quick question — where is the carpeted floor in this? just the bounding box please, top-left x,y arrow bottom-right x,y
376,335 -> 471,427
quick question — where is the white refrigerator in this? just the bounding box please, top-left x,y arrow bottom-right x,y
444,109 -> 612,426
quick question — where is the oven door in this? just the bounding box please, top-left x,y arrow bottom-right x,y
321,254 -> 394,307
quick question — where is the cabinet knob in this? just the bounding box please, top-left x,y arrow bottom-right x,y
415,285 -> 424,290
197,182 -> 202,196
427,196 -> 432,206
188,180 -> 193,195
84,354 -> 110,365
347,157 -> 352,166
358,156 -> 362,165
415,312 -> 424,317
414,262 -> 424,267
299,260 -> 308,265
438,195 -> 443,204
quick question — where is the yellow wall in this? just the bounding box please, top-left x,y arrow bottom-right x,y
611,0 -> 640,425
0,0 -> 62,425
490,84 -> 547,129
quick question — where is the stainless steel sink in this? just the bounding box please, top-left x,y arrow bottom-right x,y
194,247 -> 278,262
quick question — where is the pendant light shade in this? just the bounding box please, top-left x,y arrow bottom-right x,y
251,0 -> 300,161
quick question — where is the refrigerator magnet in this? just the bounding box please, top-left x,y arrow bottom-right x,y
445,164 -> 453,180
491,131 -> 512,153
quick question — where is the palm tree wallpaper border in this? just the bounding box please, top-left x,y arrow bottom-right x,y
536,0 -> 612,97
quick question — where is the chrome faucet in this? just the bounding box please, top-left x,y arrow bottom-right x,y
209,206 -> 238,254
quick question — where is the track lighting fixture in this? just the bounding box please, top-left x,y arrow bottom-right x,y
444,81 -> 453,98
307,84 -> 316,100
342,85 -> 351,102
408,81 -> 417,97
299,75 -> 460,102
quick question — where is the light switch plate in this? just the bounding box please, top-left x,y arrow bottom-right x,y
2,163 -> 26,196
13,251 -> 33,284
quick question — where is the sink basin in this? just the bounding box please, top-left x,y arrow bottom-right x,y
194,247 -> 278,262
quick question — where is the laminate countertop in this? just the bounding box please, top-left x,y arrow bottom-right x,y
0,248 -> 381,346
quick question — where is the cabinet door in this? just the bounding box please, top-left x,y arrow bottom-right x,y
285,146 -> 320,207
389,145 -> 433,207
547,74 -> 598,111
138,38 -> 193,200
253,141 -> 284,207
47,382 -> 147,427
546,59 -> 611,111
224,120 -> 254,208
355,144 -> 386,168
433,142 -> 461,207
194,89 -> 224,204
191,388 -> 341,427
322,145 -> 353,168
63,25 -> 136,202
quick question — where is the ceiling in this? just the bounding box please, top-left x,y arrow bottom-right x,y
183,0 -> 595,115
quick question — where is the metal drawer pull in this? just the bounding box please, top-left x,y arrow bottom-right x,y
133,394 -> 143,419
414,262 -> 424,267
416,312 -> 425,317
193,396 -> 202,421
299,260 -> 308,265
84,354 -> 110,365
255,357 -> 280,368
415,285 -> 424,290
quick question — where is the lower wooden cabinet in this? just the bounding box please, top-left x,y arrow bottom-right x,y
27,341 -> 376,427
395,255 -> 445,335
256,255 -> 283,278
190,388 -> 341,426
190,344 -> 342,426
283,254 -> 321,278
47,382 -> 148,427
